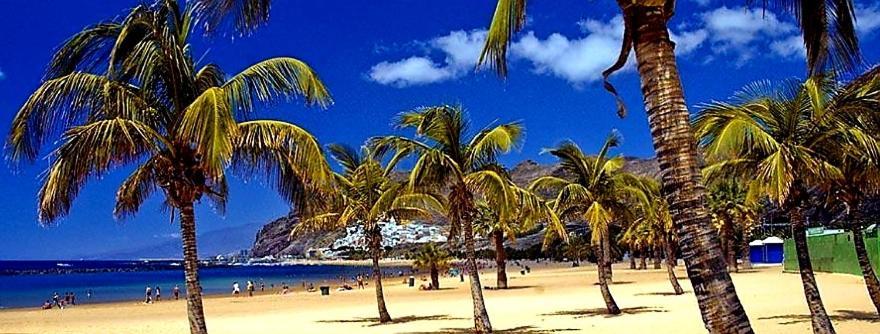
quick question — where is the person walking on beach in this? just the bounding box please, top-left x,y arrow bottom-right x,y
172,285 -> 180,300
232,282 -> 241,296
260,281 -> 265,292
144,285 -> 152,304
70,292 -> 76,305
356,275 -> 365,289
246,281 -> 255,297
86,289 -> 92,300
52,292 -> 60,309
154,286 -> 161,301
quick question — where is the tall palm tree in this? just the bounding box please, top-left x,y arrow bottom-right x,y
529,132 -> 643,315
707,180 -> 749,273
5,2 -> 332,334
294,144 -> 442,323
693,76 -> 874,334
412,242 -> 454,289
477,1 -> 862,331
474,185 -> 563,289
370,105 -> 526,333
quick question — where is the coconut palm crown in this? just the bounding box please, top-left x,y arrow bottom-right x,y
5,1 -> 332,333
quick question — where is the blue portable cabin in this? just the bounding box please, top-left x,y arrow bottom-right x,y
749,240 -> 765,263
763,236 -> 784,263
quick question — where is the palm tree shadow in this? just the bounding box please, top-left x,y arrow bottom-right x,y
758,310 -> 880,325
400,325 -> 579,333
317,314 -> 466,327
485,285 -> 536,290
635,291 -> 690,296
543,306 -> 667,318
592,281 -> 634,286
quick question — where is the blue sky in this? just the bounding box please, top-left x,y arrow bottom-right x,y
0,0 -> 878,259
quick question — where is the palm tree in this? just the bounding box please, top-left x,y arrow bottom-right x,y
370,105 -> 526,333
707,180 -> 747,273
817,67 -> 880,314
5,2 -> 332,334
477,1 -> 862,331
529,132 -> 643,315
294,144 -> 442,323
693,76 -> 877,334
412,242 -> 454,289
627,177 -> 685,295
474,185 -> 563,289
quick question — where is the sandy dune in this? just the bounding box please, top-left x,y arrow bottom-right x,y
1,263 -> 877,333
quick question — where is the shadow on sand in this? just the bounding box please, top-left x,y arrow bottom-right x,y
543,306 -> 667,318
399,325 -> 580,333
317,314 -> 466,327
591,281 -> 634,286
485,285 -> 537,291
758,310 -> 880,325
634,291 -> 690,296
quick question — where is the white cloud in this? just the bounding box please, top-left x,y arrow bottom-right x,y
769,35 -> 804,58
367,30 -> 485,87
857,5 -> 880,35
698,6 -> 797,64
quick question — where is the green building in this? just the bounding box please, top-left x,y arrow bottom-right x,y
783,227 -> 880,275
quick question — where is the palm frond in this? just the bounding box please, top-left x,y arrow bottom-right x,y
178,87 -> 240,178
223,57 -> 332,118
477,0 -> 527,76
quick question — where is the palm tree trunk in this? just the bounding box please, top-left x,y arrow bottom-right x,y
595,240 -> 620,314
630,252 -> 637,269
740,230 -> 752,270
493,230 -> 508,289
653,247 -> 662,269
628,4 -> 753,332
725,220 -> 738,273
639,255 -> 647,270
851,226 -> 880,314
790,206 -> 836,334
666,240 -> 685,295
369,230 -> 392,323
179,203 -> 208,334
602,229 -> 614,283
454,188 -> 492,333
464,219 -> 492,333
430,264 -> 440,289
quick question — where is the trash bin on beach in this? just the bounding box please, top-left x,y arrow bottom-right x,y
408,276 -> 415,287
319,286 -> 330,296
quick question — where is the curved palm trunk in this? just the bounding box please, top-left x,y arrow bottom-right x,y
666,240 -> 685,295
369,230 -> 392,323
850,226 -> 880,314
790,206 -> 836,333
453,187 -> 492,333
179,203 -> 208,334
602,230 -> 614,283
595,239 -> 620,314
463,219 -> 492,332
628,4 -> 753,332
430,263 -> 440,289
639,255 -> 647,270
493,230 -> 508,289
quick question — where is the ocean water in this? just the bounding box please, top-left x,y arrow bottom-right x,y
0,261 -> 406,309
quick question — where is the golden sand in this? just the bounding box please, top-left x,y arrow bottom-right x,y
1,264 -> 877,333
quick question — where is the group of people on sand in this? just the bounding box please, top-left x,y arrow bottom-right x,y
144,285 -> 180,304
42,291 -> 86,310
232,281 -> 259,297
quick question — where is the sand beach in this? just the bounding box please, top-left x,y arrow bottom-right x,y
1,263 -> 876,334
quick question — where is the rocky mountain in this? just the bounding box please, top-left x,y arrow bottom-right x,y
251,157 -> 660,257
